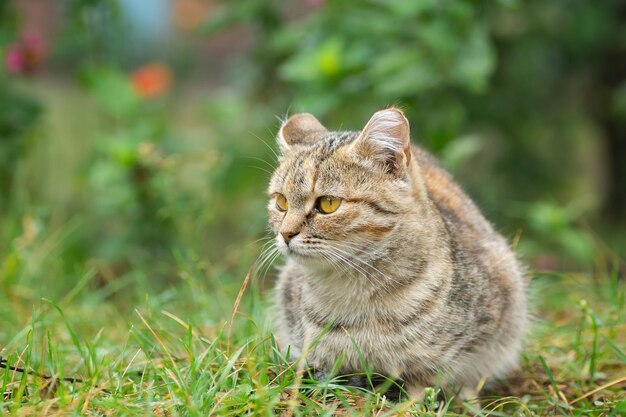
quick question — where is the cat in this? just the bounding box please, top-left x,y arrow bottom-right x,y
267,108 -> 528,401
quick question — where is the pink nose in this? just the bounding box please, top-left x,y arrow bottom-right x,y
281,231 -> 299,244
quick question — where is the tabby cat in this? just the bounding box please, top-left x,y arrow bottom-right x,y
267,108 -> 528,400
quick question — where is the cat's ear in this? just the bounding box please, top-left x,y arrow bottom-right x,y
278,113 -> 328,152
350,108 -> 411,174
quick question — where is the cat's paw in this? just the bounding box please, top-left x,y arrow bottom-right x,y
456,386 -> 479,403
407,384 -> 427,401
307,367 -> 329,381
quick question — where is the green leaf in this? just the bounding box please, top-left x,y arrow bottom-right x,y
81,68 -> 139,118
452,26 -> 496,92
280,37 -> 344,82
369,49 -> 441,95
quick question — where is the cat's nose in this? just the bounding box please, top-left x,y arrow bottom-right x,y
281,231 -> 300,244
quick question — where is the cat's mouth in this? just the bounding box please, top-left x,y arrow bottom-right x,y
277,238 -> 319,259
283,245 -> 312,258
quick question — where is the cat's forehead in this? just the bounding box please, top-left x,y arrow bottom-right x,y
270,131 -> 362,195
291,130 -> 359,156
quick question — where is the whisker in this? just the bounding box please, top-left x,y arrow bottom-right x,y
246,234 -> 275,247
257,253 -> 280,285
247,130 -> 280,163
246,164 -> 274,176
325,245 -> 395,294
318,250 -> 351,279
253,242 -> 280,279
244,155 -> 276,170
259,250 -> 281,282
323,248 -> 381,291
335,245 -> 392,280
329,238 -> 394,263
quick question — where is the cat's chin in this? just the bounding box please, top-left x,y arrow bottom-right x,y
281,247 -> 324,264
285,251 -> 338,271
299,259 -> 334,272
278,241 -> 316,258
283,247 -> 315,259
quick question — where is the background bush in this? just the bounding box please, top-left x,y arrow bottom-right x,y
1,0 -> 624,297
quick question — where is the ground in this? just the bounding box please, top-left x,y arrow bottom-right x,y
1,266 -> 624,416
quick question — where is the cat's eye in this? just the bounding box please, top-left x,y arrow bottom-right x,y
317,196 -> 342,214
275,194 -> 288,211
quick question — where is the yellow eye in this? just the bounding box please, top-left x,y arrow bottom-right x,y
317,196 -> 342,214
275,194 -> 288,211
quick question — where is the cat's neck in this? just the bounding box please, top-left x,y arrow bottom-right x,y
292,230 -> 448,300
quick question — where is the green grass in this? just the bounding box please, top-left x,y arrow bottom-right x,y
0,241 -> 625,416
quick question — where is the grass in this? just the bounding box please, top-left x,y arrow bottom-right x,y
0,238 -> 625,416
1,82 -> 625,416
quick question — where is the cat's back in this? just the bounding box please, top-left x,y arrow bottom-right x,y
413,143 -> 526,307
412,145 -> 494,238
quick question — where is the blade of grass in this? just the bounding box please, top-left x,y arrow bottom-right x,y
538,355 -> 570,408
227,268 -> 252,351
44,298 -> 86,367
605,337 -> 626,363
570,374 -> 626,404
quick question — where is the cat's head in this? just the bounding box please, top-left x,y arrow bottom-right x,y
267,108 -> 424,268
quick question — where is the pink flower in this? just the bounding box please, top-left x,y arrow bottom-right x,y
4,30 -> 47,75
305,0 -> 325,9
5,46 -> 24,74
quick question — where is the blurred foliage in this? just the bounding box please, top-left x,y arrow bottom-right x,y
0,0 -> 624,298
0,3 -> 42,211
80,66 -> 175,270
0,83 -> 41,202
0,1 -> 271,297
205,0 -> 499,146
54,0 -> 126,69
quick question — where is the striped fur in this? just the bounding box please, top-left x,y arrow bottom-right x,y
267,108 -> 528,400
